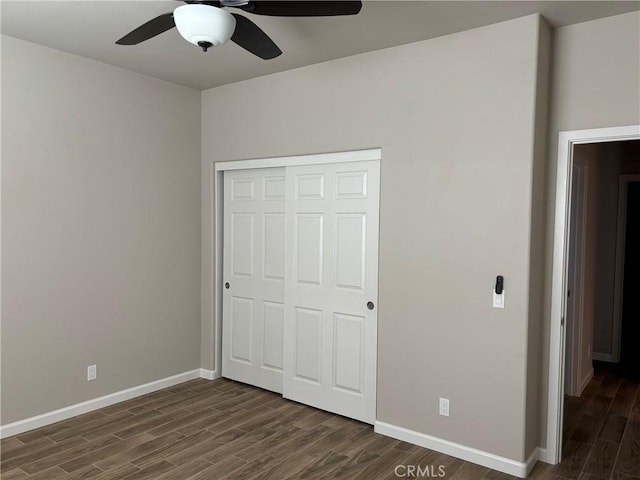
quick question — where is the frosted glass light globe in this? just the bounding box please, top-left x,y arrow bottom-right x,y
174,4 -> 236,49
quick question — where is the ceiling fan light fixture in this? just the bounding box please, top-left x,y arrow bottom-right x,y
174,4 -> 236,50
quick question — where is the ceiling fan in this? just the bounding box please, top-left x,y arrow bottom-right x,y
116,1 -> 362,60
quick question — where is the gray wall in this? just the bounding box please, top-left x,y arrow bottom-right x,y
526,16 -> 552,457
1,36 -> 202,424
202,15 -> 548,462
539,10 -> 640,446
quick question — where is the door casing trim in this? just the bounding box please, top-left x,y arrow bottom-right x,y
546,125 -> 640,464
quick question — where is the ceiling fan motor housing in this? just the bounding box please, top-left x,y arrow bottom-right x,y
174,4 -> 236,48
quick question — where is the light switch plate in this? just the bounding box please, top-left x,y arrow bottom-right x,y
493,289 -> 505,309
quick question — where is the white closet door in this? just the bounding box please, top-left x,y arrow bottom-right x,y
283,161 -> 379,424
222,168 -> 285,393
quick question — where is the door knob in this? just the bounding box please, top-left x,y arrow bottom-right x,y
225,282 -> 230,289
367,301 -> 374,310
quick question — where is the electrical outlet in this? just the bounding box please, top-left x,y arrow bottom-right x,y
439,398 -> 450,417
87,365 -> 97,381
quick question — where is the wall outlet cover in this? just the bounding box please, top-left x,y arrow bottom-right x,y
439,398 -> 450,417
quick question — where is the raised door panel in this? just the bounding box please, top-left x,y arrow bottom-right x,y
232,213 -> 254,277
293,307 -> 323,384
333,313 -> 364,394
335,214 -> 366,290
263,301 -> 284,371
295,214 -> 324,286
232,177 -> 255,201
230,297 -> 253,363
296,174 -> 325,200
263,213 -> 285,280
264,175 -> 286,201
335,171 -> 367,199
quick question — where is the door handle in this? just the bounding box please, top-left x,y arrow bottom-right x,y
367,301 -> 375,310
225,282 -> 230,289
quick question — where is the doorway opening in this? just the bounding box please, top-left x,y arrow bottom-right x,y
558,140 -> 640,477
546,125 -> 640,470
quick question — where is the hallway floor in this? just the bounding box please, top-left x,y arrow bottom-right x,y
550,361 -> 640,479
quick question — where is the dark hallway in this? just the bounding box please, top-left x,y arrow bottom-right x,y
620,180 -> 640,377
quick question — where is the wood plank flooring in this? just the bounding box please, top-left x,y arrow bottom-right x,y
552,362 -> 640,480
0,372 -> 623,480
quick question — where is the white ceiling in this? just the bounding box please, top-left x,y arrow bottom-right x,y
2,1 -> 639,90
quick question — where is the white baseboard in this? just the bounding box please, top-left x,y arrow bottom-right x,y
0,368 -> 219,439
199,368 -> 219,380
536,447 -> 554,464
524,447 -> 544,476
592,352 -> 616,362
374,421 -> 544,478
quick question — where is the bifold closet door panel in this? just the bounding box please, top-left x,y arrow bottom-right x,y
222,168 -> 285,393
283,161 -> 380,424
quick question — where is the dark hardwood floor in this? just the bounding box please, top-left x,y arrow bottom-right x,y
1,372 -> 623,480
553,361 -> 640,480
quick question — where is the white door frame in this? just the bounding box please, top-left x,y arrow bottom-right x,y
212,148 -> 382,388
612,174 -> 640,364
546,125 -> 640,464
